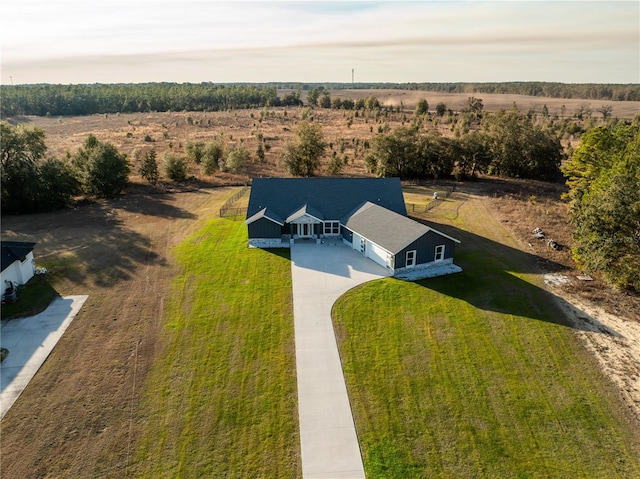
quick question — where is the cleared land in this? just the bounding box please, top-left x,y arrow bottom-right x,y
2,182 -> 640,477
2,96 -> 639,475
328,89 -> 640,119
133,218 -> 299,477
9,92 -> 637,189
0,189 -> 234,477
333,189 -> 640,477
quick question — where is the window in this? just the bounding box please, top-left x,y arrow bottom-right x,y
435,245 -> 445,262
406,250 -> 416,267
360,237 -> 366,253
323,221 -> 340,236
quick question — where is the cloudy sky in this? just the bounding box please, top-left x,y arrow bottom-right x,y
1,1 -> 638,85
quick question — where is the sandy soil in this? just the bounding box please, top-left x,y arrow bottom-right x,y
473,179 -> 640,423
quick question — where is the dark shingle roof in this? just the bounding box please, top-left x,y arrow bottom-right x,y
344,202 -> 460,253
244,207 -> 285,226
286,203 -> 324,223
246,178 -> 407,222
1,241 -> 36,272
343,202 -> 429,253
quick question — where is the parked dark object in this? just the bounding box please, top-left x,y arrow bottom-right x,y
3,282 -> 17,303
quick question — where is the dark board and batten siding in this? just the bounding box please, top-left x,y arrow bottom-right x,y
247,218 -> 282,239
395,232 -> 456,269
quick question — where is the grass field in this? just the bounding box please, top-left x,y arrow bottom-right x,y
133,218 -> 300,477
2,182 -> 638,477
333,192 -> 640,478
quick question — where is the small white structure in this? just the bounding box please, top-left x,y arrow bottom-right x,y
1,242 -> 36,295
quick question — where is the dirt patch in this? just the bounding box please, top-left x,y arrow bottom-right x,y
551,290 -> 640,420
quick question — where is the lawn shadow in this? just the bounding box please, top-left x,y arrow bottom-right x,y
1,199 -> 169,288
258,247 -> 292,262
412,220 -> 621,337
110,193 -> 197,219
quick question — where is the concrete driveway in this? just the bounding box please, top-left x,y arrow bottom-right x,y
1,295 -> 88,420
291,240 -> 391,479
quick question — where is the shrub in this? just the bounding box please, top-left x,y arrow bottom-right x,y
73,135 -> 130,197
139,150 -> 159,184
220,145 -> 250,173
163,152 -> 187,181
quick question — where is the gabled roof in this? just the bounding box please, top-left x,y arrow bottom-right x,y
343,202 -> 459,254
246,178 -> 407,223
1,241 -> 36,272
244,207 -> 285,226
286,203 -> 324,223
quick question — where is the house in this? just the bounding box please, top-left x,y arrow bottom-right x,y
245,178 -> 461,279
1,241 -> 37,293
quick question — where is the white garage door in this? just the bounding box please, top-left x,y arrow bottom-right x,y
368,242 -> 390,269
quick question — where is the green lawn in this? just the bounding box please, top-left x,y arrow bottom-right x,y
0,274 -> 59,320
131,191 -> 639,478
333,249 -> 640,478
134,218 -> 299,478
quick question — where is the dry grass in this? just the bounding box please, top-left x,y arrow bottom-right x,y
14,89 -> 635,190
328,89 -> 640,119
0,188 -> 238,478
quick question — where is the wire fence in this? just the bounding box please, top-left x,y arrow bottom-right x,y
220,184 -> 455,218
405,185 -> 456,214
219,186 -> 249,217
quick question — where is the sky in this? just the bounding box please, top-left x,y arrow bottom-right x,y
1,0 -> 638,85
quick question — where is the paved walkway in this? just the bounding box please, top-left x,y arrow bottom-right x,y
1,295 -> 88,420
291,240 -> 391,479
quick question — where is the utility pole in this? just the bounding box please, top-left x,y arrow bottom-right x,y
352,68 -> 354,88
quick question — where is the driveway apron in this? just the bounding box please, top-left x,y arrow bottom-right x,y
1,295 -> 88,420
291,241 -> 391,479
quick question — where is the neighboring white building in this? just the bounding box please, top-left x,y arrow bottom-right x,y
1,242 -> 36,293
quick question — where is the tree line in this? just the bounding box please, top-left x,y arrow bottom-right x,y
364,108 -> 564,181
562,123 -> 640,291
2,81 -> 638,118
0,84 -> 302,117
1,123 -> 130,214
0,121 -> 258,214
279,106 -> 563,182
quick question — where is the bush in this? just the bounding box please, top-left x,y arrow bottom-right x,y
139,150 -> 159,184
163,152 -> 188,181
186,141 -> 205,164
37,158 -> 81,209
201,141 -> 224,176
73,135 -> 130,197
220,145 -> 250,173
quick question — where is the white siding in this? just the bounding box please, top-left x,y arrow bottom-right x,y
1,251 -> 35,288
352,233 -> 363,252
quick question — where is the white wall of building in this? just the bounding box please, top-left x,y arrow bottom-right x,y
1,251 -> 35,289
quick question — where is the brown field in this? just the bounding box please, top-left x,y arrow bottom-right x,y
2,96 -> 639,476
328,89 -> 640,119
8,90 -> 637,190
